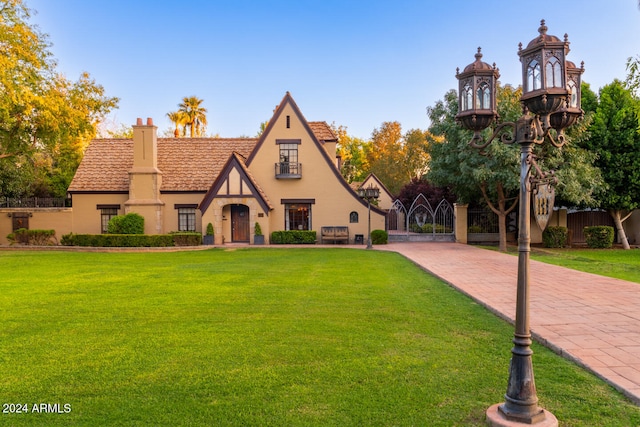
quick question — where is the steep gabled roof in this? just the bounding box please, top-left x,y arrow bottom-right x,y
69,120 -> 339,194
199,152 -> 273,214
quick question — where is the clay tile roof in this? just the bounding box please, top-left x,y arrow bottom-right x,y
68,139 -> 133,192
308,121 -> 337,142
158,138 -> 256,191
69,138 -> 258,193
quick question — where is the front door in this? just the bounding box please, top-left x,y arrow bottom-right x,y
231,205 -> 250,242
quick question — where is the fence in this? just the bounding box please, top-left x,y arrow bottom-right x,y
0,197 -> 70,208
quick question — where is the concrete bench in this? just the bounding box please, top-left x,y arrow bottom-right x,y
321,226 -> 349,244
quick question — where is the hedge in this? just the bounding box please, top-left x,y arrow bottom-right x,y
371,229 -> 388,245
7,228 -> 56,245
542,226 -> 568,248
170,232 -> 203,246
270,230 -> 316,244
584,226 -> 615,249
61,233 -> 176,247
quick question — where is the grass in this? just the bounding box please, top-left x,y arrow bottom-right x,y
1,248 -> 640,426
529,247 -> 640,283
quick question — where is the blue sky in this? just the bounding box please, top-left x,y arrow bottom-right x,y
27,0 -> 640,139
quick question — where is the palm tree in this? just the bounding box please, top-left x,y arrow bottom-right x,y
166,111 -> 186,137
178,96 -> 208,137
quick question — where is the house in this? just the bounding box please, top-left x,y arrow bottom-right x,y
65,92 -> 386,244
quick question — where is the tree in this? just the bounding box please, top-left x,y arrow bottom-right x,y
585,79 -> 640,249
177,96 -> 207,137
167,111 -> 187,137
0,0 -> 118,197
333,124 -> 370,183
396,177 -> 456,210
366,122 -> 432,195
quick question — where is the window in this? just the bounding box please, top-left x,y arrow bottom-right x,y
526,59 -> 541,92
178,207 -> 196,231
278,142 -> 299,175
350,211 -> 359,223
545,56 -> 563,89
285,203 -> 311,230
100,208 -> 118,233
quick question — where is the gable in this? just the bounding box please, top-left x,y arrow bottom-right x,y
199,153 -> 272,214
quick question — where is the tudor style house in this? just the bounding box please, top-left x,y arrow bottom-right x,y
66,92 -> 386,244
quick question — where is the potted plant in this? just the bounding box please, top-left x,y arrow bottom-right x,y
254,222 -> 265,245
203,223 -> 214,245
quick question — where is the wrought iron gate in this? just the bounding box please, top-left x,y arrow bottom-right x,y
387,195 -> 455,242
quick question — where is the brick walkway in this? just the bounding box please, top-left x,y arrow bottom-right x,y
381,242 -> 640,405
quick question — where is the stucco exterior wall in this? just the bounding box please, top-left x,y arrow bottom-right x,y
0,209 -> 72,245
71,194 -> 128,234
247,101 -> 385,243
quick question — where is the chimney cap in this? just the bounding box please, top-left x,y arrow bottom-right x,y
136,118 -> 143,126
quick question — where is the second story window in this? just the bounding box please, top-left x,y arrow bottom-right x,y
276,139 -> 301,178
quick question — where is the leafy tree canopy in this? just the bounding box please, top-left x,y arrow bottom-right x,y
0,0 -> 119,197
584,79 -> 640,248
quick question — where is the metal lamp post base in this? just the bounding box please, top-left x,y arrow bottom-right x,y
486,404 -> 558,427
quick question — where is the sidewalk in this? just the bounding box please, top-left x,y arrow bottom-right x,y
382,242 -> 640,405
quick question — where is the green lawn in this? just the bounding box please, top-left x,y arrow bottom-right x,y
1,248 -> 639,426
529,247 -> 640,283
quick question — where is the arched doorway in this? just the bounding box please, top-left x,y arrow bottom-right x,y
231,204 -> 250,242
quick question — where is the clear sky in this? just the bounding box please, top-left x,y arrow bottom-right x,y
26,0 -> 640,140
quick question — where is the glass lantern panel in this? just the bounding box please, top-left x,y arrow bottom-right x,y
569,81 -> 578,107
462,84 -> 473,111
527,60 -> 541,92
545,56 -> 563,88
475,83 -> 491,109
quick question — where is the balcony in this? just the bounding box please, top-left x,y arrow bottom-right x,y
275,162 -> 302,179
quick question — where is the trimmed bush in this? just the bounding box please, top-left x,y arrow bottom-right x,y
170,232 -> 202,246
371,229 -> 388,245
61,233 -> 174,247
107,213 -> 145,234
584,226 -> 615,249
542,226 -> 568,248
7,228 -> 56,245
270,230 -> 316,244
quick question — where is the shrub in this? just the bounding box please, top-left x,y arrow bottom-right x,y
170,232 -> 202,246
107,213 -> 145,234
584,226 -> 615,248
371,229 -> 388,245
61,233 -> 174,247
542,226 -> 568,248
7,228 -> 56,245
205,223 -> 214,236
254,222 -> 263,236
270,230 -> 316,244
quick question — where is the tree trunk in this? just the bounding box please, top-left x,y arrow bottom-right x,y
498,211 -> 508,252
480,182 -> 519,252
609,209 -> 631,250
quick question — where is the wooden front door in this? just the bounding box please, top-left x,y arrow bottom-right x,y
231,205 -> 250,242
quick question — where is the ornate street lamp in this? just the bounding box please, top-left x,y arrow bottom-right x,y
455,20 -> 583,426
358,184 -> 380,249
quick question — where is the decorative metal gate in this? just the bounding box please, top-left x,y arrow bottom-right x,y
387,195 -> 455,242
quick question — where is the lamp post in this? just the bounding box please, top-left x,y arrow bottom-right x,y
455,20 -> 583,426
358,184 -> 380,249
